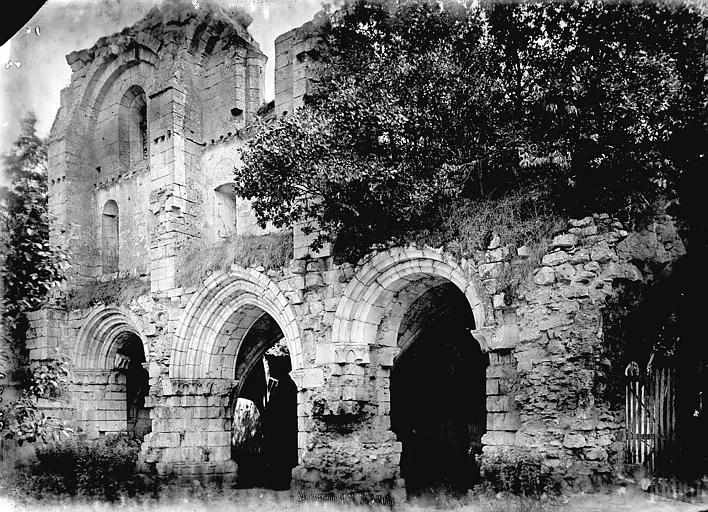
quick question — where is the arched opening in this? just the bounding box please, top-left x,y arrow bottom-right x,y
213,183 -> 238,238
169,268 -> 304,485
114,332 -> 151,439
101,200 -> 119,273
229,312 -> 298,490
118,85 -> 148,170
390,282 -> 488,496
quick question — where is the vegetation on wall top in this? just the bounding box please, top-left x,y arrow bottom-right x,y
64,276 -> 150,311
237,0 -> 707,263
176,232 -> 293,287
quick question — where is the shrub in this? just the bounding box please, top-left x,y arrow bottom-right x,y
419,189 -> 562,256
478,448 -> 561,497
13,433 -> 166,501
416,188 -> 564,296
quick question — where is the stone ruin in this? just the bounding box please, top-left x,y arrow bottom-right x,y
23,0 -> 690,498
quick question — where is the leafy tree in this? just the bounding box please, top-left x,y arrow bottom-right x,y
237,0 -> 707,262
0,113 -> 70,442
1,114 -> 67,351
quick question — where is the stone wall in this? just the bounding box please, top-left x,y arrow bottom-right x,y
21,0 -> 692,498
274,21 -> 320,117
497,211 -> 684,489
26,203 -> 686,495
27,210 -> 684,492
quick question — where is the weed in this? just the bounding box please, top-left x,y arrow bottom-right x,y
478,448 -> 562,497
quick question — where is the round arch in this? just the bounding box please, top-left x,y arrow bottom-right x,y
170,267 -> 303,380
75,305 -> 148,370
77,47 -> 159,118
331,248 -> 492,350
118,84 -> 149,169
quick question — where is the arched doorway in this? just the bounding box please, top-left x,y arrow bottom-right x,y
74,307 -> 151,439
390,282 -> 488,496
170,268 -> 305,487
332,249 -> 492,496
114,332 -> 151,439
230,312 -> 298,490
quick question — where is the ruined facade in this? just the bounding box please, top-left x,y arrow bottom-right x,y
24,0 -> 690,497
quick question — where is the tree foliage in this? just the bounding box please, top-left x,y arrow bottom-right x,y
1,114 -> 68,354
0,113 -> 70,442
238,0 -> 707,261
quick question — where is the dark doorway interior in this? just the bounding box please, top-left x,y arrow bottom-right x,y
390,284 -> 488,496
117,333 -> 151,440
232,314 -> 298,490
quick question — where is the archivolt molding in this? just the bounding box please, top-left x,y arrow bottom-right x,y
170,266 -> 303,380
71,49 -> 160,127
324,248 -> 493,365
74,305 -> 148,371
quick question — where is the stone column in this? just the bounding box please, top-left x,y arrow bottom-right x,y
482,350 -> 520,452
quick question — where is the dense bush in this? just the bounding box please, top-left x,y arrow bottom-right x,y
478,449 -> 562,497
12,433 -> 166,501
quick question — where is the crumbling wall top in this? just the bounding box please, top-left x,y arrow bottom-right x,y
65,0 -> 261,74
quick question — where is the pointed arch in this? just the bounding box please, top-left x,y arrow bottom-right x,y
170,267 -> 303,380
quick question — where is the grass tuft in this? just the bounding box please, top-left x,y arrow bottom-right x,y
177,233 -> 293,288
65,277 -> 149,310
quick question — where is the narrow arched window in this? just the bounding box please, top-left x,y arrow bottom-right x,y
102,200 -> 119,273
214,183 -> 238,238
118,85 -> 148,169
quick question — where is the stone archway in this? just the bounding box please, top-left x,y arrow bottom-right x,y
74,306 -> 150,438
330,248 -> 492,494
168,267 -> 303,486
170,267 -> 303,379
230,313 -> 298,489
331,248 -> 490,351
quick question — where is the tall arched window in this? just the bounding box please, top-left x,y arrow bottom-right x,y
102,200 -> 119,273
214,183 -> 238,238
118,85 -> 148,169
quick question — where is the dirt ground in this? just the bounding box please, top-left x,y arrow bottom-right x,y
558,488 -> 707,512
1,486 -> 706,512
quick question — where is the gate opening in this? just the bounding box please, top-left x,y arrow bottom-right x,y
391,283 -> 488,496
230,312 -> 297,490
